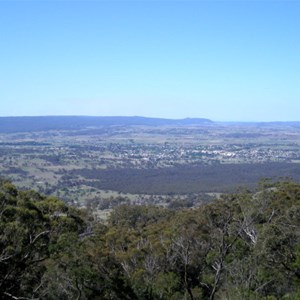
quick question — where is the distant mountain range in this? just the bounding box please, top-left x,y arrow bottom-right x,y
0,116 -> 213,133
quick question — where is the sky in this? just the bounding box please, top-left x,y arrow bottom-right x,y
0,0 -> 299,122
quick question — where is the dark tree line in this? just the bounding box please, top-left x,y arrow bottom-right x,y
72,163 -> 300,194
1,178 -> 300,299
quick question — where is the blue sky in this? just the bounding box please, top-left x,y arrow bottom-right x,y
0,1 -> 299,121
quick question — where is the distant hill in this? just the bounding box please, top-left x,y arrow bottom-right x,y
0,116 -> 213,133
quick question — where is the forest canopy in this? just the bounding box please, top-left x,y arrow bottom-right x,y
1,179 -> 300,299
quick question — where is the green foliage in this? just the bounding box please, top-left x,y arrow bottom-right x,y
1,179 -> 300,299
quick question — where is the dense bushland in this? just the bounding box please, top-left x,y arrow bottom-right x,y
72,163 -> 300,194
1,179 -> 300,299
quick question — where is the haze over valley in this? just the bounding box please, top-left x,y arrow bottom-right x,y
1,116 -> 300,210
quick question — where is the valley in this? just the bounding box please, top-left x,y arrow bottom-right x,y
1,117 -> 300,209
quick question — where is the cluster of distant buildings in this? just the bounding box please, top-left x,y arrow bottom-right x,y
100,143 -> 300,168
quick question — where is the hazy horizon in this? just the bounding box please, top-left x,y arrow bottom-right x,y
1,1 -> 299,122
1,114 -> 300,124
